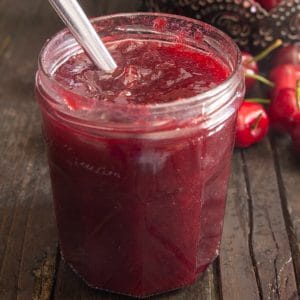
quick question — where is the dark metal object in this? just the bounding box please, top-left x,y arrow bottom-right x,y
144,0 -> 300,51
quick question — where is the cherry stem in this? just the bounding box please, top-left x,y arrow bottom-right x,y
245,98 -> 271,104
251,113 -> 263,130
296,80 -> 300,111
250,39 -> 283,63
245,72 -> 274,87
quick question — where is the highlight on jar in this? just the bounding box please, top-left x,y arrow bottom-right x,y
35,5 -> 244,298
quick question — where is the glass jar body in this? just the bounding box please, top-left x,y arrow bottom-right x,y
36,13 -> 244,298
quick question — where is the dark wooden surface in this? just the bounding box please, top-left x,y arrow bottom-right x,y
0,1 -> 300,299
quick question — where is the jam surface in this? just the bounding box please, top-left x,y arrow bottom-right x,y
54,39 -> 229,105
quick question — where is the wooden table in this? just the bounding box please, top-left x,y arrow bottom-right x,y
0,1 -> 299,299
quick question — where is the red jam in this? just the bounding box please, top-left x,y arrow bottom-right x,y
39,39 -> 236,297
54,40 -> 229,105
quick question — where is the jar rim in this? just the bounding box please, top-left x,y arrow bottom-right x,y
38,12 -> 242,109
36,12 -> 244,136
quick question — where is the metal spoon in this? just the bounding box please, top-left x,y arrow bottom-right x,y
48,0 -> 117,72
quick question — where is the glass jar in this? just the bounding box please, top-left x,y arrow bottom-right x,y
35,13 -> 244,298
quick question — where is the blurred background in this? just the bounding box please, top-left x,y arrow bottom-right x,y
89,0 -> 140,14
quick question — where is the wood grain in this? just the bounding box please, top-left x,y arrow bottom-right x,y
271,135 -> 300,298
242,139 -> 298,299
220,151 -> 260,300
0,1 -> 60,299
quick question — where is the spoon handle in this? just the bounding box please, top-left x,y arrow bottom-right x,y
48,0 -> 117,72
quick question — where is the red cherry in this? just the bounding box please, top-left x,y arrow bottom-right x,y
242,52 -> 259,91
269,84 -> 300,133
270,64 -> 300,97
256,0 -> 282,11
291,120 -> 300,155
272,44 -> 300,67
235,101 -> 270,148
242,40 -> 282,92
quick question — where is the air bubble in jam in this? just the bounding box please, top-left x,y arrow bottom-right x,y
153,17 -> 167,31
